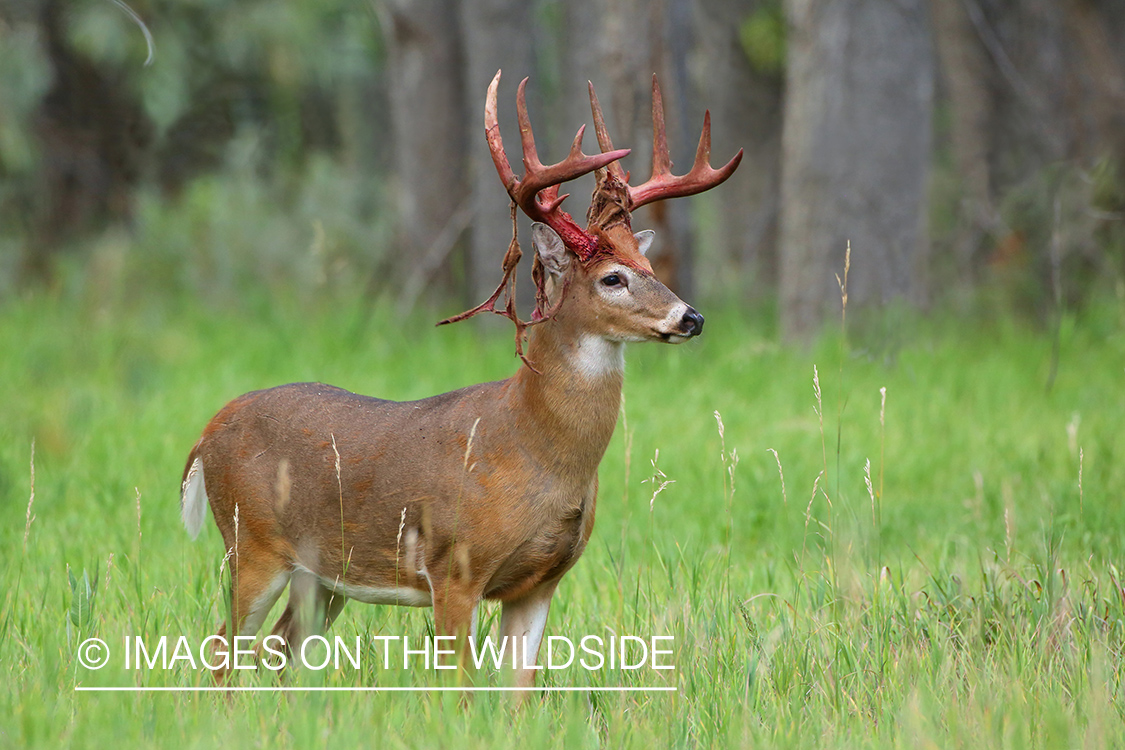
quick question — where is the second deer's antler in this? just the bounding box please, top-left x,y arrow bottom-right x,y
588,75 -> 744,210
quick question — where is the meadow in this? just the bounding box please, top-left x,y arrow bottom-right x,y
1,283 -> 1124,749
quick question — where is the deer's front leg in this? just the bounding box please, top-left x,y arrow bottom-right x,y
499,580 -> 559,690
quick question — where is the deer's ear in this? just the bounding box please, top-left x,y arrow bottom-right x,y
532,223 -> 571,278
634,230 -> 655,257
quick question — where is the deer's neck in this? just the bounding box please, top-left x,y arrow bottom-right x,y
506,320 -> 624,479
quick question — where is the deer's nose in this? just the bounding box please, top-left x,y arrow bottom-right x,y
681,308 -> 704,337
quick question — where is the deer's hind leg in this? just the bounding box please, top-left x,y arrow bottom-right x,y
267,568 -> 348,668
211,553 -> 291,679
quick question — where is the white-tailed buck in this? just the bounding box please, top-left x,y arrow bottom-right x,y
181,70 -> 741,686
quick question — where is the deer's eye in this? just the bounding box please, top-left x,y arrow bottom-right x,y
601,273 -> 623,288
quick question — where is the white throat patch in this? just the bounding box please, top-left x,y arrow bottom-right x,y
572,335 -> 625,379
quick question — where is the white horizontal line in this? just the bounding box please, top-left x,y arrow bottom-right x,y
75,685 -> 676,693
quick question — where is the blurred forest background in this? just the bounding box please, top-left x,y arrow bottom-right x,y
0,0 -> 1123,340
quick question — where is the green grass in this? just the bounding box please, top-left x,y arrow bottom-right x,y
2,286 -> 1125,748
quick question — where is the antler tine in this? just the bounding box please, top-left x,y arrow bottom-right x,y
485,70 -> 630,247
627,75 -> 744,210
649,74 -> 673,179
485,70 -> 519,196
515,77 -> 542,176
537,124 -> 597,211
587,81 -> 628,182
512,77 -> 560,209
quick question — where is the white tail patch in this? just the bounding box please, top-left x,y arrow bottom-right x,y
181,457 -> 208,540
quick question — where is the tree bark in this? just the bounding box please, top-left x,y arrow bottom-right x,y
554,0 -> 609,269
1065,0 -> 1125,161
778,0 -> 934,339
459,0 -> 534,307
694,0 -> 783,296
22,0 -> 151,284
597,0 -> 697,299
377,0 -> 467,303
930,0 -> 995,281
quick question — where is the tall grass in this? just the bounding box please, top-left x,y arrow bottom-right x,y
1,287 -> 1124,748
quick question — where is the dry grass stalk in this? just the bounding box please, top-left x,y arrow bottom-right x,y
865,459 -> 876,526
104,552 -> 115,595
23,439 -> 36,553
395,506 -> 407,587
331,434 -> 347,584
1003,484 -> 1014,564
805,473 -> 822,533
644,449 -> 675,512
812,366 -> 829,508
879,387 -> 887,502
835,240 -> 851,328
767,448 -> 787,506
1079,447 -> 1084,514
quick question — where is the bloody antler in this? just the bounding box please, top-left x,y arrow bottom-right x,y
588,75 -> 743,211
440,71 -> 623,368
486,70 -> 631,260
442,72 -> 741,369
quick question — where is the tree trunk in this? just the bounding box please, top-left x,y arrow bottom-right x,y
930,0 -> 995,281
967,0 -> 1125,313
459,0 -> 534,308
377,0 -> 467,304
778,0 -> 934,339
554,0 -> 609,265
597,0 -> 697,299
1065,0 -> 1125,161
22,0 -> 152,285
693,0 -> 784,297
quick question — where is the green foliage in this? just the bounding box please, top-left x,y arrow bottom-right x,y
61,0 -> 383,135
0,22 -> 50,175
67,566 -> 99,638
739,3 -> 786,76
125,153 -> 391,301
2,288 -> 1124,747
0,0 -> 387,295
1090,157 -> 1125,277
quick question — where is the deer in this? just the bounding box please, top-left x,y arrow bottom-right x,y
180,69 -> 741,688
